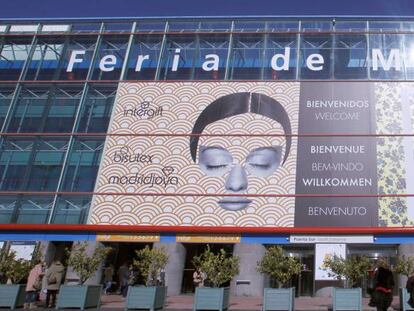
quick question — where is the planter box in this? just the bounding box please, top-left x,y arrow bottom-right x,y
0,284 -> 26,309
400,287 -> 414,311
126,286 -> 167,311
263,287 -> 295,311
193,287 -> 230,311
56,285 -> 102,310
333,287 -> 362,311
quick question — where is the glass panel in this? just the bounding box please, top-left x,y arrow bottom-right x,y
334,34 -> 368,79
233,21 -> 266,32
0,26 -> 7,33
369,22 -> 402,32
125,34 -> 163,80
103,22 -> 133,33
77,84 -> 116,133
7,85 -> 83,133
24,37 -> 65,80
402,22 -> 414,31
168,22 -> 201,32
0,194 -> 52,224
0,195 -> 15,223
228,34 -> 264,80
41,24 -> 70,33
335,21 -> 367,32
301,21 -> 333,32
299,34 -> 333,79
404,34 -> 414,79
266,21 -> 299,32
26,138 -> 68,191
0,138 -> 34,191
71,23 -> 101,33
52,195 -> 91,224
263,34 -> 298,80
199,21 -> 232,32
369,34 -> 404,80
59,36 -> 98,80
0,86 -> 16,129
61,138 -> 104,191
9,25 -> 38,33
0,37 -> 33,80
16,195 -> 53,224
159,35 -> 199,80
195,34 -> 229,80
91,35 -> 129,80
136,22 -> 166,33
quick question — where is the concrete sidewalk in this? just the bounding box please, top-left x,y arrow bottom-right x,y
98,294 -> 400,311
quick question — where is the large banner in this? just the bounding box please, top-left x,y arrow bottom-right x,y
89,82 -> 414,228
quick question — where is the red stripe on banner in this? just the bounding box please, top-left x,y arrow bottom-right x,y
0,224 -> 413,234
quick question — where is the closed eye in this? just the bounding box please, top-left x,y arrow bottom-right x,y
249,163 -> 271,169
206,164 -> 228,170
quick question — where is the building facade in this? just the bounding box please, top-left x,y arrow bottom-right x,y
1,17 -> 414,296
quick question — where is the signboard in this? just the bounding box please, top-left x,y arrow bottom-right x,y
89,82 -> 414,229
176,234 -> 241,244
315,244 -> 346,281
290,235 -> 373,244
96,233 -> 160,242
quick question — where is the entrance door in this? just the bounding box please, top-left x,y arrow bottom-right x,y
282,246 -> 315,296
181,244 -> 234,294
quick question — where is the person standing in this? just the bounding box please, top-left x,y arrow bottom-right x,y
45,260 -> 65,308
117,262 -> 129,298
374,265 -> 394,311
24,260 -> 45,309
103,265 -> 114,295
406,271 -> 414,307
193,267 -> 206,288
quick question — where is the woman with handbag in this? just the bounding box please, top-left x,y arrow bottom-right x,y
24,261 -> 45,309
45,260 -> 65,308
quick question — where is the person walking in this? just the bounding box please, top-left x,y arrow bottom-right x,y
24,260 -> 45,309
374,265 -> 394,311
406,271 -> 414,307
45,260 -> 65,308
103,265 -> 114,295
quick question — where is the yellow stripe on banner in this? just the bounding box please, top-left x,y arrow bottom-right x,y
96,233 -> 160,242
176,234 -> 241,244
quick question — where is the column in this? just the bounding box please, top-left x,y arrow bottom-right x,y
154,242 -> 186,296
230,243 -> 266,297
398,244 -> 414,287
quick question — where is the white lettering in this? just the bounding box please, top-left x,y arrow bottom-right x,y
306,53 -> 324,71
135,55 -> 150,72
271,47 -> 290,71
66,50 -> 86,72
372,48 -> 401,71
202,54 -> 219,71
171,48 -> 180,72
99,55 -> 116,72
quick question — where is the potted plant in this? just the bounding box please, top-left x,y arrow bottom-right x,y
394,255 -> 414,310
56,242 -> 110,310
323,254 -> 370,311
192,245 -> 239,311
0,248 -> 33,309
257,246 -> 301,311
125,245 -> 169,311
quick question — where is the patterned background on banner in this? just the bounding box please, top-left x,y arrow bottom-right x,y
89,82 -> 300,227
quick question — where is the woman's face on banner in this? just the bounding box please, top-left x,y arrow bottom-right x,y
197,114 -> 286,211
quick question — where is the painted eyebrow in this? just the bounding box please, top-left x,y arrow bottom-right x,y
248,146 -> 281,153
200,146 -> 229,152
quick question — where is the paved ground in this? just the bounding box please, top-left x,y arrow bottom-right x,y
96,294 -> 401,311
20,294 -> 401,311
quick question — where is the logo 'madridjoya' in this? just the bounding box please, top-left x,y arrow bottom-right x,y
123,101 -> 163,119
108,163 -> 179,187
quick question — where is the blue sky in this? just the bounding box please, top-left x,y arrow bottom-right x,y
1,0 -> 414,19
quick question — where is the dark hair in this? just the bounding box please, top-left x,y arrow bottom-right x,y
190,92 -> 292,164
